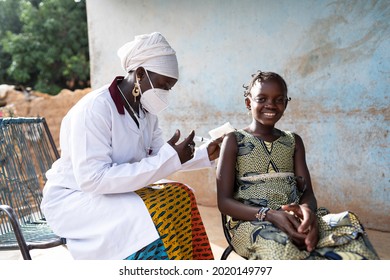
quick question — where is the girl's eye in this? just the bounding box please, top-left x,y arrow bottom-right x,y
254,98 -> 266,103
275,98 -> 285,104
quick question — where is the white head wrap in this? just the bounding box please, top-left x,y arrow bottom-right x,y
117,32 -> 179,79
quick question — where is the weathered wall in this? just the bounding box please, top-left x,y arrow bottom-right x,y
85,0 -> 389,231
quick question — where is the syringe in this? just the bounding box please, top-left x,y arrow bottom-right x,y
194,136 -> 211,142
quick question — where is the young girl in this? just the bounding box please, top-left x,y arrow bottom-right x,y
216,71 -> 379,260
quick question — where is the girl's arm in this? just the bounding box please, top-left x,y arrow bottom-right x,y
281,133 -> 319,251
216,132 -> 260,220
293,133 -> 317,212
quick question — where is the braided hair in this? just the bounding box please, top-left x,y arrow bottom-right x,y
243,71 -> 289,99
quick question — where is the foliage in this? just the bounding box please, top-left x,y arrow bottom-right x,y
0,0 -> 23,86
0,0 -> 89,95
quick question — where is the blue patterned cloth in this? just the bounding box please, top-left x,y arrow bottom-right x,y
124,238 -> 169,260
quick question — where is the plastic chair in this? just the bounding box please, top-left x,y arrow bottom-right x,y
0,117 -> 66,260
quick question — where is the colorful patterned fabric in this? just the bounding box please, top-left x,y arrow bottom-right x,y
227,130 -> 379,260
127,183 -> 214,260
125,238 -> 169,260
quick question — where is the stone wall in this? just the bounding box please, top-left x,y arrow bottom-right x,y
0,87 -> 91,148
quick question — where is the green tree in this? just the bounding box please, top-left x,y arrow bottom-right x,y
0,0 -> 89,94
0,0 -> 23,86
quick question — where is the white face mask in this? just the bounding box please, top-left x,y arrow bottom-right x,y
140,71 -> 170,115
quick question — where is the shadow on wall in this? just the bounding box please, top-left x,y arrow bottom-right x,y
286,1 -> 389,78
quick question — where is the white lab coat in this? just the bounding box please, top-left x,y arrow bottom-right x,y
41,77 -> 212,260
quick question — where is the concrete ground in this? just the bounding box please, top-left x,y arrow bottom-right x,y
0,205 -> 389,260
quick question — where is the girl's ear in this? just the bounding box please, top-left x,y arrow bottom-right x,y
245,97 -> 251,110
285,97 -> 291,109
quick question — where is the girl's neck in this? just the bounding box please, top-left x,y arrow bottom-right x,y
246,122 -> 280,142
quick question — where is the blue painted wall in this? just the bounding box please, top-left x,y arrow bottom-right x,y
87,0 -> 390,230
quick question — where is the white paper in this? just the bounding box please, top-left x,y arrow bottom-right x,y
208,122 -> 235,139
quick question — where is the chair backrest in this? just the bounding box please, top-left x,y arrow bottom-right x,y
221,213 -> 232,244
0,117 -> 59,234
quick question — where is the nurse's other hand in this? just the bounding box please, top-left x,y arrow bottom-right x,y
167,129 -> 195,164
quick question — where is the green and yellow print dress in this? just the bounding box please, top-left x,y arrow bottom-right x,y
227,130 -> 379,260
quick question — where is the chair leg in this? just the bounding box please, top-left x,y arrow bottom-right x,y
0,205 -> 32,260
221,245 -> 233,260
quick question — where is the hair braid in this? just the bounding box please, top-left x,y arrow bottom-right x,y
243,70 -> 289,98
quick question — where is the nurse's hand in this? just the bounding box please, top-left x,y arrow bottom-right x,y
167,129 -> 195,164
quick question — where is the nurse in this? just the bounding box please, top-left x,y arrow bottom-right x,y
41,32 -> 220,260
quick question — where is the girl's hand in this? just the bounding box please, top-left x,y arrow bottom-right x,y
281,203 -> 319,251
266,209 -> 307,249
